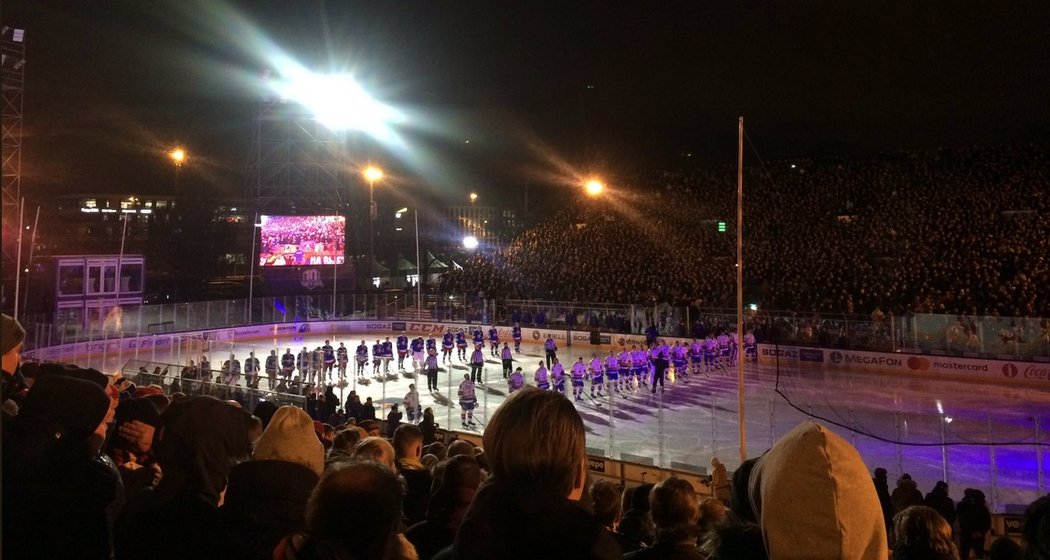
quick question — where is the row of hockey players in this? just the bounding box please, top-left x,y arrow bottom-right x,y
177,327 -> 755,391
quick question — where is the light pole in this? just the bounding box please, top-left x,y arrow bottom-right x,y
363,166 -> 383,290
169,147 -> 186,195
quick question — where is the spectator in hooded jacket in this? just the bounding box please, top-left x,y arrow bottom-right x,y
217,406 -> 324,560
116,396 -> 252,560
893,473 -> 926,513
957,488 -> 993,560
405,454 -> 484,560
925,480 -> 957,526
3,374 -> 116,560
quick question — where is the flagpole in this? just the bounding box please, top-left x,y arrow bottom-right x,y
737,116 -> 747,464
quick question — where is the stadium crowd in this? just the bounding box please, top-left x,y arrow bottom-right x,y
3,314 -> 1049,560
439,144 -> 1049,318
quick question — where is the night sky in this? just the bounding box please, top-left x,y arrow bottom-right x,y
6,1 -> 1050,202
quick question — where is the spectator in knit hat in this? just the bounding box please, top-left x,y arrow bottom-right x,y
3,374 -> 117,560
116,395 -> 252,560
274,460 -> 413,560
2,312 -> 27,418
218,406 -> 324,560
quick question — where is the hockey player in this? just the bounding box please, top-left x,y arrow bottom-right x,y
458,374 -> 477,428
500,342 -> 513,378
469,345 -> 485,384
589,353 -> 605,398
604,350 -> 620,394
534,361 -> 550,390
311,347 -> 323,382
455,329 -> 468,361
471,327 -> 484,349
244,351 -> 260,389
297,346 -> 312,381
224,353 -> 242,386
717,331 -> 732,367
424,349 -> 440,392
381,337 -> 394,376
265,350 -> 278,389
508,367 -> 525,393
488,325 -> 500,356
322,340 -> 335,380
425,334 -> 438,357
570,357 -> 587,402
631,345 -> 649,390
512,323 -> 523,353
703,336 -> 718,372
728,330 -> 740,366
281,349 -> 295,380
743,330 -> 757,362
199,355 -> 212,378
336,342 -> 348,378
550,358 -> 566,395
396,334 -> 409,371
671,341 -> 689,384
618,347 -> 632,392
689,338 -> 703,376
371,340 -> 383,377
355,341 -> 369,378
411,336 -> 425,372
442,331 -> 455,363
404,383 -> 421,424
544,335 -> 558,368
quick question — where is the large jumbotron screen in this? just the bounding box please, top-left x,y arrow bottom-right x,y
258,215 -> 346,266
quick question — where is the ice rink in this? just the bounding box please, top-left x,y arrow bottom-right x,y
99,330 -> 1048,512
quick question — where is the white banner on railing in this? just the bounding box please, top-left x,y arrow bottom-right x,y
757,343 -> 1049,385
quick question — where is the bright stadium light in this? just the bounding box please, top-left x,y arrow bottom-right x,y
169,148 -> 186,166
271,71 -> 403,135
463,235 -> 479,250
363,166 -> 384,182
585,179 -> 604,196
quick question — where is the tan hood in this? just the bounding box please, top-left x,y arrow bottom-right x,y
749,421 -> 888,559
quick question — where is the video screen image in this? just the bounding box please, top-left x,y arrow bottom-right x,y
258,215 -> 346,266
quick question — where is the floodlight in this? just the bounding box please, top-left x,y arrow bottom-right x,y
463,235 -> 479,250
585,179 -> 604,196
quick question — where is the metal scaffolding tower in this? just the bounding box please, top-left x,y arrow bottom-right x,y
2,26 -> 26,307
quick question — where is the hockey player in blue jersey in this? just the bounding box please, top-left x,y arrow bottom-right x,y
455,330 -> 468,361
488,326 -> 500,356
425,334 -> 438,356
472,327 -> 484,348
512,323 -> 522,353
617,348 -> 631,394
442,332 -> 455,364
371,340 -> 382,377
322,340 -> 336,380
281,348 -> 295,380
396,334 -> 409,371
381,337 -> 394,376
355,341 -> 369,378
689,338 -> 703,376
410,337 -> 425,372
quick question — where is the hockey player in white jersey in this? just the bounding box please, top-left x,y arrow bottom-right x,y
458,374 -> 477,428
534,361 -> 550,390
589,353 -> 605,399
570,357 -> 587,402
